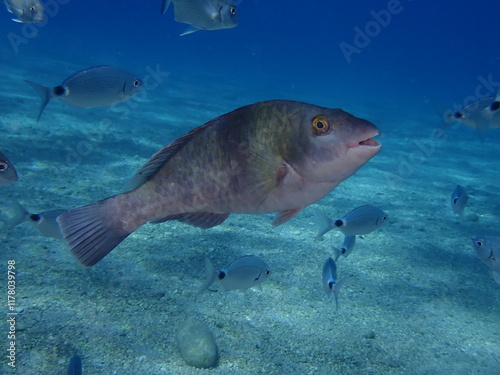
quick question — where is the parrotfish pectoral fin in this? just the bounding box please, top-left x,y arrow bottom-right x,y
160,0 -> 171,15
57,200 -> 130,267
272,208 -> 303,226
150,212 -> 229,229
25,80 -> 53,122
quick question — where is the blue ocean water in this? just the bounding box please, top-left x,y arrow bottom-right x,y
1,1 -> 499,374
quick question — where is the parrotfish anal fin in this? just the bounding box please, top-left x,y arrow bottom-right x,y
25,80 -> 53,122
272,208 -> 303,226
129,119 -> 217,190
57,199 -> 130,267
151,212 -> 229,229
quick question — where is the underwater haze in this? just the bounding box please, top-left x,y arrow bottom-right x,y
1,0 -> 499,374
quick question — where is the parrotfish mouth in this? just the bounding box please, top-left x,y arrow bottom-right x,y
348,132 -> 381,149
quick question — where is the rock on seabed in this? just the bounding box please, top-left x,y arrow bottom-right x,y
176,317 -> 219,368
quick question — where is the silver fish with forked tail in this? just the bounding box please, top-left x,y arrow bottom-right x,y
161,0 -> 238,36
444,88 -> 500,140
26,65 -> 143,122
0,150 -> 18,186
450,184 -> 468,217
198,255 -> 271,295
316,205 -> 387,238
334,235 -> 356,261
2,199 -> 65,239
4,0 -> 44,23
471,235 -> 500,284
322,257 -> 344,310
58,100 -> 381,267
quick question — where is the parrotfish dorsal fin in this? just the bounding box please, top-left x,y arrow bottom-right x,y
129,118 -> 219,190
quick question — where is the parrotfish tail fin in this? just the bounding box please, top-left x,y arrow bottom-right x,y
57,199 -> 130,267
333,278 -> 346,311
160,0 -> 171,15
1,199 -> 29,230
196,256 -> 217,297
25,80 -> 52,122
315,210 -> 334,239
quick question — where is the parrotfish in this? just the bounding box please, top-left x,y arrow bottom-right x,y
198,255 -> 270,294
471,235 -> 500,284
26,65 -> 143,122
322,257 -> 344,310
58,100 -> 381,266
2,200 -> 65,239
334,235 -> 356,261
4,0 -> 44,23
316,205 -> 387,237
0,151 -> 18,186
161,0 -> 238,36
450,184 -> 468,217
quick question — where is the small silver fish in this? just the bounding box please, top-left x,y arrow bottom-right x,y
445,89 -> 500,139
334,235 -> 356,261
471,236 -> 500,284
67,354 -> 82,375
161,0 -> 238,36
26,65 -> 143,122
4,0 -> 44,23
322,257 -> 344,310
198,255 -> 271,295
0,151 -> 18,186
316,205 -> 387,237
2,200 -> 65,239
451,185 -> 468,216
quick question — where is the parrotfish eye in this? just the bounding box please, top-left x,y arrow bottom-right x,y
229,6 -> 237,15
340,248 -> 346,254
453,197 -> 458,204
454,112 -> 463,119
0,161 -> 8,172
265,270 -> 270,276
491,101 -> 500,111
311,115 -> 330,135
29,6 -> 35,12
334,219 -> 343,227
133,80 -> 141,87
382,215 -> 388,220
328,281 -> 334,289
476,240 -> 484,247
218,271 -> 226,280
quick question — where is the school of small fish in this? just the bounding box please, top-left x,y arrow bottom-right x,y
1,2 -> 499,372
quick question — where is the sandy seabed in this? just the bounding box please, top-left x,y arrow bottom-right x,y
1,60 -> 499,375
